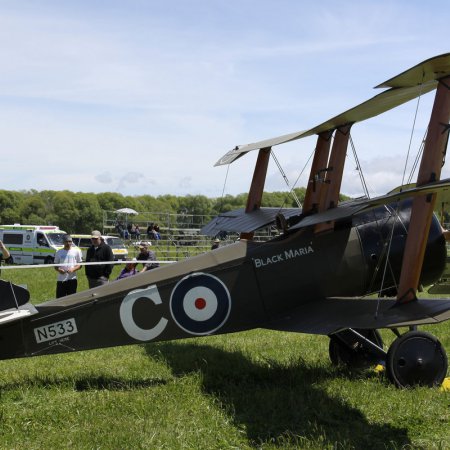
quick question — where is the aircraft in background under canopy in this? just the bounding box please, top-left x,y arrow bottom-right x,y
2,54 -> 450,388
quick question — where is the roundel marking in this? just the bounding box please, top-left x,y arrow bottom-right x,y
170,273 -> 231,335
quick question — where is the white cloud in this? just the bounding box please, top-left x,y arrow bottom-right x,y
95,172 -> 113,184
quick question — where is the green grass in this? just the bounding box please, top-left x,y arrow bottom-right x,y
0,267 -> 449,449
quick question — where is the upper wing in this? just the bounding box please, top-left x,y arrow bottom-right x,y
376,52 -> 450,88
215,53 -> 450,166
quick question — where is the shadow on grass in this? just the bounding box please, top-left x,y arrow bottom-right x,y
0,376 -> 167,392
144,341 -> 410,449
74,376 -> 167,391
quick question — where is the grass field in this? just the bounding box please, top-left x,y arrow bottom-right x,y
0,265 -> 449,449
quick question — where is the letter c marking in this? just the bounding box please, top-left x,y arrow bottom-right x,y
120,285 -> 168,341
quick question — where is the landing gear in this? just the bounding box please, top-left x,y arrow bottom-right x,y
329,328 -> 384,369
386,330 -> 448,388
329,328 -> 449,388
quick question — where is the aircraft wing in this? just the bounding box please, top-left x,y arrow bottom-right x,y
215,53 -> 450,166
200,207 -> 300,236
215,130 -> 308,166
265,297 -> 450,335
288,178 -> 450,230
376,52 -> 450,88
202,178 -> 450,236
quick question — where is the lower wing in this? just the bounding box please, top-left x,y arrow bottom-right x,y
264,297 -> 450,335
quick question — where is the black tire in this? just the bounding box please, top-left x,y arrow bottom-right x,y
44,256 -> 54,264
386,330 -> 448,388
329,329 -> 383,369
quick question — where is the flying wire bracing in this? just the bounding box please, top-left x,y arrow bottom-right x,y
376,79 -> 427,303
270,150 -> 302,209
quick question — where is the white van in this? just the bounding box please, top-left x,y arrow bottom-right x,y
0,224 -> 70,265
71,234 -> 128,261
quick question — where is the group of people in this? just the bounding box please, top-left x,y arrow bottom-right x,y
116,241 -> 158,280
146,223 -> 161,240
114,221 -> 162,242
1,228 -> 222,301
115,221 -> 151,241
54,230 -> 159,298
114,221 -> 141,240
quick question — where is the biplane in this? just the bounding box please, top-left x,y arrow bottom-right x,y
2,54 -> 450,388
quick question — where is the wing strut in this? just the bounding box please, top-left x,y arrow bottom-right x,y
315,124 -> 353,233
240,147 -> 271,240
397,76 -> 450,303
303,131 -> 333,214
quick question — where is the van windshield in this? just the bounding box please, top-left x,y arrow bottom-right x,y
104,237 -> 125,248
47,233 -> 67,246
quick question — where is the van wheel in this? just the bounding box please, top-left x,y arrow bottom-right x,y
44,256 -> 54,264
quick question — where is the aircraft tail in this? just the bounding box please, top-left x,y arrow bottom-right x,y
0,280 -> 38,325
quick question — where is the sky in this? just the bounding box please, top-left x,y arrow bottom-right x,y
1,0 -> 450,200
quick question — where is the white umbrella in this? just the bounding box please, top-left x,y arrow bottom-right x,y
115,208 -> 138,215
115,208 -> 139,235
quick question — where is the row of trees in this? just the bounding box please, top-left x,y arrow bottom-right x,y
0,188 -> 307,234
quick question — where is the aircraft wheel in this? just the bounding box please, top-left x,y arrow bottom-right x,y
386,330 -> 448,388
329,329 -> 383,369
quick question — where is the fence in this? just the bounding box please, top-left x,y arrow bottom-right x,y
103,209 -> 279,261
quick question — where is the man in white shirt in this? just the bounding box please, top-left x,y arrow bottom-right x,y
54,234 -> 82,298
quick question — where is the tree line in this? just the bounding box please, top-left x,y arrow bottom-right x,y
0,188 -> 309,234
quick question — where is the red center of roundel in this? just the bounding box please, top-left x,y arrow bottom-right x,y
195,297 -> 207,310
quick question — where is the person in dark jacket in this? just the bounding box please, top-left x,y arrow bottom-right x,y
85,230 -> 114,289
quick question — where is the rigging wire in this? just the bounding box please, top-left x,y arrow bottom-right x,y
346,133 -> 400,305
349,134 -> 370,199
217,164 -> 231,213
270,150 -> 304,209
376,74 -> 426,303
346,79 -> 426,303
400,74 -> 425,189
376,207 -> 401,311
406,129 -> 427,185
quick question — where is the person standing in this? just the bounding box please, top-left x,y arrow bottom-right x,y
136,241 -> 159,272
54,235 -> 82,298
135,225 -> 140,241
85,230 -> 114,288
0,240 -> 12,276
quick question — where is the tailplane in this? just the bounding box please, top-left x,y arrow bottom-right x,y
0,280 -> 38,325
